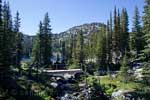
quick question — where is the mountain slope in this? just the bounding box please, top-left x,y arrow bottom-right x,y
55,22 -> 105,41
22,22 -> 105,57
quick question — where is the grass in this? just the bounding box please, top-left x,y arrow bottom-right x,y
86,75 -> 150,98
87,75 -> 144,91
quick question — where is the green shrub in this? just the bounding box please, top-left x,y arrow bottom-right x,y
102,84 -> 117,95
68,64 -> 80,69
39,90 -> 51,100
21,61 -> 30,71
17,76 -> 29,89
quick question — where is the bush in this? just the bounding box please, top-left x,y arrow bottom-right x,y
21,61 -> 30,71
68,64 -> 80,69
38,91 -> 51,100
17,76 -> 29,89
101,83 -> 117,96
142,62 -> 150,84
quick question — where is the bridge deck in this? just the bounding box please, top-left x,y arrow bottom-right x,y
42,69 -> 82,73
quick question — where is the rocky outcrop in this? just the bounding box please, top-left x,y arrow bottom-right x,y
57,22 -> 105,41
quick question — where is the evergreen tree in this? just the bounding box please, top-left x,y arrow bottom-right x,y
0,0 -> 3,76
142,0 -> 150,60
112,7 -> 118,53
68,34 -> 76,65
72,34 -> 77,65
132,6 -> 144,56
120,8 -> 129,53
106,19 -> 113,74
68,34 -> 74,64
106,12 -> 113,73
42,13 -> 52,67
76,30 -> 84,68
120,52 -> 128,82
32,37 -> 40,65
32,21 -> 43,80
112,7 -> 121,64
32,21 -> 42,66
1,2 -> 13,74
89,32 -> 98,60
14,11 -> 22,74
96,27 -> 106,70
84,38 -> 90,61
109,12 -> 113,64
7,3 -> 15,66
117,9 -> 121,51
61,41 -> 66,63
32,13 -> 52,68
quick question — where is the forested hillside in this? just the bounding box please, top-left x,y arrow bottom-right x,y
0,0 -> 150,100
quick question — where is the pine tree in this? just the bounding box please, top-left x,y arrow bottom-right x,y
32,21 -> 42,80
72,34 -> 77,65
112,7 -> 121,64
32,21 -> 42,66
68,34 -> 74,64
132,6 -> 144,56
120,8 -> 129,54
32,37 -> 40,65
109,12 -> 113,64
142,0 -> 150,60
14,11 -> 22,74
101,28 -> 107,69
112,7 -> 118,53
106,19 -> 113,74
76,30 -> 84,68
61,41 -> 66,63
120,51 -> 128,82
89,32 -> 98,60
32,13 -> 52,68
7,3 -> 15,66
1,2 -> 13,74
0,0 -> 3,76
106,13 -> 113,74
42,13 -> 52,67
96,27 -> 106,70
117,9 -> 121,51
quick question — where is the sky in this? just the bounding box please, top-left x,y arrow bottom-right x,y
5,0 -> 144,35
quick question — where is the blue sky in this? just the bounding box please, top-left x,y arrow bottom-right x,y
5,0 -> 144,35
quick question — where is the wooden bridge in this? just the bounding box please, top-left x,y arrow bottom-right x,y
42,69 -> 83,77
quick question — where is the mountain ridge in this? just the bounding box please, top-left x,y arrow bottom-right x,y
22,22 -> 105,56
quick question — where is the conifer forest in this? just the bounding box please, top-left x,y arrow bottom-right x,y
0,0 -> 150,100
